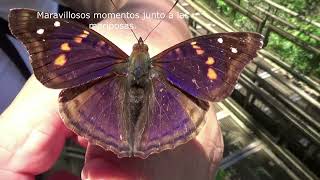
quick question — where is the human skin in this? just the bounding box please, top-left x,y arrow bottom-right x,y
0,0 -> 224,179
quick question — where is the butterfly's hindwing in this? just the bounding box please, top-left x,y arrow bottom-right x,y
152,32 -> 264,101
134,76 -> 208,158
9,8 -> 129,88
59,75 -> 132,157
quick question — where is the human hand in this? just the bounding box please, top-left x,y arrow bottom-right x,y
0,1 -> 224,179
0,75 -> 223,180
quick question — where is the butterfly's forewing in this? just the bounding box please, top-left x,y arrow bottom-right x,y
134,76 -> 209,158
59,75 -> 132,157
9,9 -> 128,88
152,32 -> 264,101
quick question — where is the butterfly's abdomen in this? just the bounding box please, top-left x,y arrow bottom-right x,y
128,87 -> 145,125
126,52 -> 151,126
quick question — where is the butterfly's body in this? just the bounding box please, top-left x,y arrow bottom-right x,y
125,38 -> 152,148
9,8 -> 264,158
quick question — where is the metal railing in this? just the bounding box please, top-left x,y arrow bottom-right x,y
195,0 -> 320,93
178,0 -> 320,177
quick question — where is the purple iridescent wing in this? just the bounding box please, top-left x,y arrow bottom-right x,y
9,8 -> 128,88
134,75 -> 209,158
152,32 -> 264,101
59,74 -> 132,157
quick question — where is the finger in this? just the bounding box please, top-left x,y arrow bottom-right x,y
0,76 -> 72,175
77,136 -> 89,148
82,144 -> 138,180
69,134 -> 89,148
195,104 -> 224,178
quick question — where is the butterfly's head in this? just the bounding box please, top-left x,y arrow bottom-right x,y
132,37 -> 149,53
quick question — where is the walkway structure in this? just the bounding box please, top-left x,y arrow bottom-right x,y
177,0 -> 319,179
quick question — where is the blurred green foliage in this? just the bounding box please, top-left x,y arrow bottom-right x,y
200,0 -> 320,79
215,169 -> 226,180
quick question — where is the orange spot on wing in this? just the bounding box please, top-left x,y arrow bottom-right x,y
206,57 -> 215,65
54,54 -> 67,66
79,33 -> 88,38
60,43 -> 71,51
74,37 -> 83,43
207,68 -> 217,80
83,30 -> 90,35
192,45 -> 201,49
190,41 -> 197,45
196,49 -> 205,55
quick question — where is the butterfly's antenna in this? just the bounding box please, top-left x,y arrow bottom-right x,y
109,0 -> 139,41
143,0 -> 179,42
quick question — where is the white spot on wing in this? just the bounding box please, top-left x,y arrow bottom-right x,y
36,29 -> 44,34
231,47 -> 238,53
217,38 -> 223,43
54,21 -> 61,27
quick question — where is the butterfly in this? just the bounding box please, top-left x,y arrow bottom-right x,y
9,8 -> 263,158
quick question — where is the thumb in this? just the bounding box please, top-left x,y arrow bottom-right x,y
81,144 -> 139,180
